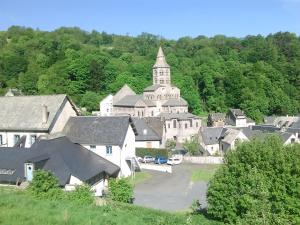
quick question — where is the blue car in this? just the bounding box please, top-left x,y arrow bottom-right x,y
154,156 -> 168,164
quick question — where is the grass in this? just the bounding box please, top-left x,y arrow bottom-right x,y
127,171 -> 152,186
0,187 -> 221,225
190,165 -> 221,182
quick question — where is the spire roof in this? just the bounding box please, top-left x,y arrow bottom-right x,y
153,47 -> 170,68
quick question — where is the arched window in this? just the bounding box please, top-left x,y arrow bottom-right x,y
159,70 -> 163,76
185,123 -> 187,129
173,120 -> 176,128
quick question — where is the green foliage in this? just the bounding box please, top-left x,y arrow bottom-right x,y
0,187 -> 219,225
28,170 -> 63,199
183,136 -> 201,156
207,136 -> 300,224
68,185 -> 94,205
108,178 -> 134,203
136,147 -> 169,158
165,139 -> 176,150
0,27 -> 299,117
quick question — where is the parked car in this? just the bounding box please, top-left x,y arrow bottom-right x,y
142,155 -> 155,163
167,157 -> 182,165
154,156 -> 168,164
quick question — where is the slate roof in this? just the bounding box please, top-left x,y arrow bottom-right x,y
0,137 -> 120,185
144,84 -> 163,92
113,95 -> 156,107
287,120 -> 300,133
63,116 -> 137,147
209,113 -> 226,122
143,117 -> 164,138
239,127 -> 263,139
221,129 -> 246,144
159,112 -> 199,120
0,94 -> 77,131
229,109 -> 245,117
201,127 -> 224,145
252,125 -> 280,132
132,118 -> 161,141
277,132 -> 294,143
162,98 -> 188,107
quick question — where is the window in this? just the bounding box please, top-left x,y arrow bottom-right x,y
14,135 -> 20,144
0,135 -> 2,145
168,123 -> 170,129
196,122 -> 199,127
173,120 -> 176,128
190,120 -> 193,127
90,145 -> 96,150
159,71 -> 163,76
185,123 -> 187,129
151,111 -> 154,116
30,135 -> 37,145
106,146 -> 112,155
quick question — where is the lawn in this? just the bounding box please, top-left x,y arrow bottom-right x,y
0,187 -> 220,225
190,165 -> 221,182
127,171 -> 152,186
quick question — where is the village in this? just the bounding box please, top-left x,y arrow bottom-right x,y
0,47 -> 299,212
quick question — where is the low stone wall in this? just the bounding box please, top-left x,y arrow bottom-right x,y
183,156 -> 224,164
140,163 -> 172,173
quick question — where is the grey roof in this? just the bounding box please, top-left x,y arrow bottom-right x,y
252,125 -> 280,132
289,120 -> 300,128
143,117 -> 164,138
132,118 -> 161,141
144,84 -> 163,92
264,116 -> 276,125
287,120 -> 300,134
113,95 -> 156,107
63,116 -> 137,146
277,132 -> 294,143
159,112 -> 199,121
201,127 -> 224,145
0,94 -> 77,131
0,137 -> 119,185
239,127 -> 263,139
209,113 -> 226,122
221,129 -> 244,144
162,98 -> 188,107
153,47 -> 170,68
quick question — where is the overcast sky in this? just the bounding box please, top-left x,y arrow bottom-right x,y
1,0 -> 300,39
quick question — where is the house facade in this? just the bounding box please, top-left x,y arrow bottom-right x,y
0,94 -> 78,148
63,116 -> 138,177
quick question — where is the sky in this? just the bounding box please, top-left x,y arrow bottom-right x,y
0,0 -> 300,39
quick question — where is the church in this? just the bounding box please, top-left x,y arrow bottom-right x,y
100,47 -> 201,144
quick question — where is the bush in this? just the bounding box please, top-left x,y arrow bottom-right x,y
109,178 -> 133,203
207,136 -> 300,224
136,148 -> 169,158
68,185 -> 94,205
28,169 -> 63,199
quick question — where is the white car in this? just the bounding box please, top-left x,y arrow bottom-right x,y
142,155 -> 155,163
167,157 -> 182,165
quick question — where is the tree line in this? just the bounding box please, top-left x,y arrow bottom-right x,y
0,26 -> 299,121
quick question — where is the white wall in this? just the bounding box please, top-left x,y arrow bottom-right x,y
135,141 -> 160,149
0,131 -> 47,148
235,118 -> 247,127
100,94 -> 113,116
204,144 -> 220,155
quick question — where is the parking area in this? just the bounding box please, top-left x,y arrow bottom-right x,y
134,163 -> 214,212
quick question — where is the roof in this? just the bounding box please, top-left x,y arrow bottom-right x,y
132,118 -> 161,141
153,47 -> 170,68
162,98 -> 188,107
277,132 -> 294,143
239,127 -> 263,139
229,109 -> 245,118
144,84 -> 163,92
159,112 -> 199,120
0,137 -> 120,185
143,117 -> 164,138
0,94 -> 77,132
63,116 -> 137,146
209,113 -> 226,122
264,116 -> 299,127
221,129 -> 245,144
201,127 -> 224,145
114,95 -> 156,107
252,125 -> 280,132
113,84 -> 136,104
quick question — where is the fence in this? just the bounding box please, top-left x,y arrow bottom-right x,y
183,156 -> 224,164
140,163 -> 172,173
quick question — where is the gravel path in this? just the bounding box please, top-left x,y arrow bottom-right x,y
134,163 -> 209,211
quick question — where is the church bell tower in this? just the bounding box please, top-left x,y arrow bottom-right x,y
152,47 -> 171,86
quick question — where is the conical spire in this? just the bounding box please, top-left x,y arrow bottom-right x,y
153,47 -> 170,68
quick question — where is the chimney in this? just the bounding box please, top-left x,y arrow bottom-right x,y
42,105 -> 48,124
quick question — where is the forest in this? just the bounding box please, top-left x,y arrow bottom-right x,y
0,26 -> 299,122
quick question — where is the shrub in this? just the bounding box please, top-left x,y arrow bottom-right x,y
108,178 -> 133,203
136,148 -> 169,158
68,184 -> 94,205
28,169 -> 63,199
207,135 -> 300,224
165,139 -> 176,150
183,136 -> 201,156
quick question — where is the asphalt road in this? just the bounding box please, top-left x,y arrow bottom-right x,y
133,163 -> 208,212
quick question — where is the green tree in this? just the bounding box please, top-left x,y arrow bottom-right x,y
109,178 -> 134,203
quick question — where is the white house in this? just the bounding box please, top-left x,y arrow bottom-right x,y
219,128 -> 249,152
0,136 -> 119,196
199,127 -> 224,155
100,94 -> 113,116
63,116 -> 139,177
0,94 -> 78,148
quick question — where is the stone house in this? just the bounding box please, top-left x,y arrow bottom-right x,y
207,113 -> 226,127
0,94 -> 78,148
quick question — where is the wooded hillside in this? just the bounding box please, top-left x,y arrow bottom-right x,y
0,26 -> 299,121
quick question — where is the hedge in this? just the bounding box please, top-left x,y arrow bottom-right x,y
136,148 -> 170,158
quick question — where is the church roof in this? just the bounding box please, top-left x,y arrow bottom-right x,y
153,47 -> 170,68
113,95 -> 156,107
159,112 -> 199,120
162,98 -> 188,107
113,84 -> 136,103
144,84 -> 163,92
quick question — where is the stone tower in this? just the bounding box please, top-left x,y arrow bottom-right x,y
152,47 -> 171,86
